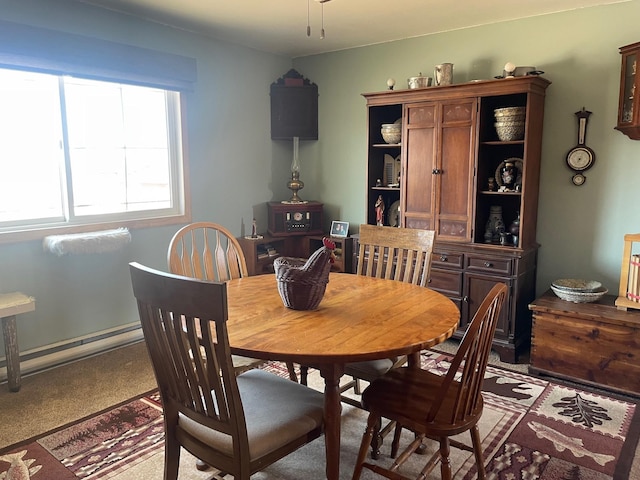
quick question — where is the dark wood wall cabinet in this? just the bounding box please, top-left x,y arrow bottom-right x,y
529,290 -> 640,397
615,41 -> 640,140
362,76 -> 551,363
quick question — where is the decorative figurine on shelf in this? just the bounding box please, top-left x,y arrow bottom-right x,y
509,213 -> 520,246
375,195 -> 385,226
501,161 -> 516,189
487,176 -> 496,191
375,178 -> 382,186
251,219 -> 258,238
387,78 -> 396,91
484,205 -> 505,243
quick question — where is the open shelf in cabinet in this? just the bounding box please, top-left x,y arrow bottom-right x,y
474,92 -> 534,248
366,104 -> 402,226
306,235 -> 353,273
238,235 -> 287,276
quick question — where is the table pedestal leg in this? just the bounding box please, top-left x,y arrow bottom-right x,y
318,363 -> 344,480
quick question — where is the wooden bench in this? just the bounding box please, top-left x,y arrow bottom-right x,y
1,292 -> 35,392
529,289 -> 640,397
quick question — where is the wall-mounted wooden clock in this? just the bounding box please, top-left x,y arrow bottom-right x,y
566,107 -> 596,186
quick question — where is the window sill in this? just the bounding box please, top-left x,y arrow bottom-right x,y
0,213 -> 191,246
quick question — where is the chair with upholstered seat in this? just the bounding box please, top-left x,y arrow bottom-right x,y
167,221 -> 298,381
301,224 -> 436,458
129,262 -> 325,480
351,282 -> 508,480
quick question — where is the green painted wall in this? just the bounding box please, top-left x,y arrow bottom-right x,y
0,0 -> 639,359
294,0 -> 640,298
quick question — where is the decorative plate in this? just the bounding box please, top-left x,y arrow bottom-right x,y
551,278 -> 602,292
495,158 -> 523,188
388,200 -> 400,227
551,285 -> 608,303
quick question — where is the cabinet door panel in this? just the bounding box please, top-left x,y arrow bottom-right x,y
437,100 -> 476,242
464,272 -> 511,339
404,103 -> 436,227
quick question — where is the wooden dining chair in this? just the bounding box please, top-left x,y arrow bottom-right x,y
129,262 -> 325,480
167,221 -> 298,382
351,283 -> 508,480
300,224 -> 436,458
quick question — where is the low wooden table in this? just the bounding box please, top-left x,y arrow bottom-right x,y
225,273 -> 460,480
1,292 -> 35,392
529,289 -> 640,396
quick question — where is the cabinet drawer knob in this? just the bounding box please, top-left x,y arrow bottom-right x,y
432,168 -> 442,175
463,295 -> 469,303
484,261 -> 492,267
440,254 -> 448,262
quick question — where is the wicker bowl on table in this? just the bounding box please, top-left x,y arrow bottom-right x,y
273,238 -> 335,310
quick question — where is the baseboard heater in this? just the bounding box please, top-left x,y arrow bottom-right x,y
0,322 -> 143,383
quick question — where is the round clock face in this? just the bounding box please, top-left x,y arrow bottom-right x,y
292,212 -> 304,221
572,173 -> 586,186
566,146 -> 595,172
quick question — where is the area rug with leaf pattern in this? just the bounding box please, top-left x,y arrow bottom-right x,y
1,352 -> 639,480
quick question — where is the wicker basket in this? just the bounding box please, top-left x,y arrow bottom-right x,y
274,250 -> 333,310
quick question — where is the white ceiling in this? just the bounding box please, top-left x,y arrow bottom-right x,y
77,0 -> 627,58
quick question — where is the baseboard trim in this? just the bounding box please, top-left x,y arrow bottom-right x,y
0,323 -> 143,383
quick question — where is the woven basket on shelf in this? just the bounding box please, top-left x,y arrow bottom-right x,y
274,238 -> 335,310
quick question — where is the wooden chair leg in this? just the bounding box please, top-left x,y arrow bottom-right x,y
390,422 -> 403,458
470,425 -> 486,480
353,377 -> 362,394
300,365 -> 309,385
285,361 -> 298,382
352,413 -> 378,480
438,437 -> 452,480
370,417 -> 383,460
165,437 -> 181,480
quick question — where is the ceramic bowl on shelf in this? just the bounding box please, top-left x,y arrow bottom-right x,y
494,106 -> 526,117
495,121 -> 525,141
381,123 -> 401,144
550,285 -> 608,303
408,75 -> 432,89
551,278 -> 602,292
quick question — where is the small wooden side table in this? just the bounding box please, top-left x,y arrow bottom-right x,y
1,292 -> 35,392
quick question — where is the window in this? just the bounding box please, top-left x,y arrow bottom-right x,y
0,68 -> 187,241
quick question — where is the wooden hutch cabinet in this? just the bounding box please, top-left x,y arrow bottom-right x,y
362,76 -> 551,362
615,41 -> 640,140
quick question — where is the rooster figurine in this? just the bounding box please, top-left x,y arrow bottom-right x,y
274,237 -> 336,310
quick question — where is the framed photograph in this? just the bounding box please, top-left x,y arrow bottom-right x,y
330,221 -> 349,238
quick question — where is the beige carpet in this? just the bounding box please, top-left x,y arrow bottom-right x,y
0,341 -> 156,448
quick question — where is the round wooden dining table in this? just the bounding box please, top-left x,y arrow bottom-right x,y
225,272 -> 460,480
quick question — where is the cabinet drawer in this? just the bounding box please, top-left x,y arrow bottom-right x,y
431,250 -> 464,270
466,255 -> 512,275
429,268 -> 463,297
